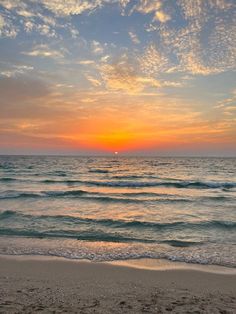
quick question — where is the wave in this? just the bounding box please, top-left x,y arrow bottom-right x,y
149,162 -> 171,166
1,189 -> 231,204
88,169 -> 110,173
49,171 -> 67,177
82,180 -> 236,189
0,190 -> 89,199
0,210 -> 16,219
1,190 -> 170,199
1,210 -> 236,231
111,175 -> 158,180
0,227 -> 206,247
1,176 -> 236,190
162,240 -> 201,247
0,227 -> 153,243
45,190 -> 89,197
0,192 -> 43,199
0,190 -> 194,203
58,179 -> 236,189
1,240 -> 235,267
0,177 -> 17,182
43,191 -> 144,204
0,190 -> 139,203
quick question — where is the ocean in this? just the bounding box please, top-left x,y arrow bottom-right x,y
0,156 -> 235,267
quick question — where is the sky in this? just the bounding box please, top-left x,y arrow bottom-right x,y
0,0 -> 235,156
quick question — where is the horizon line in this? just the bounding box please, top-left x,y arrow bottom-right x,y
0,154 -> 235,158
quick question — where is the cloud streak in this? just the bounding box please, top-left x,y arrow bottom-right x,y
22,44 -> 64,59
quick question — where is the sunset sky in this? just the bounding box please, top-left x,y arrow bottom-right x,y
0,0 -> 235,156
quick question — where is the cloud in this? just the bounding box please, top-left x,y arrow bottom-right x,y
128,31 -> 140,44
16,9 -> 35,17
91,40 -> 104,55
36,24 -> 57,37
0,0 -> 235,155
99,60 -> 163,93
18,0 -> 168,22
22,44 -> 64,59
206,18 -> 236,72
216,88 -> 236,111
154,1 -> 236,76
178,0 -> 204,19
38,14 -> 56,26
134,0 -> 162,15
138,44 -> 170,75
0,0 -> 23,10
0,13 -> 18,37
0,1 -> 81,39
181,51 -> 221,75
24,20 -> 34,32
0,0 -> 234,79
0,14 -> 4,30
0,64 -> 34,78
70,27 -> 79,38
85,75 -> 102,87
154,10 -> 170,23
101,55 -> 111,63
121,0 -> 171,23
40,0 -> 105,16
96,51 -> 184,93
20,14 -> 58,38
78,60 -> 95,65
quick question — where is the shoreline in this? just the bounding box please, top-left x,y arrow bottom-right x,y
1,254 -> 236,275
0,255 -> 235,313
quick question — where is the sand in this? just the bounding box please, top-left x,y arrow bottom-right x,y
0,256 -> 235,313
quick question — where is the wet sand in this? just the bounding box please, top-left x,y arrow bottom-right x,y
0,255 -> 235,313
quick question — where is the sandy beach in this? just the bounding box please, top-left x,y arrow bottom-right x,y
0,256 -> 235,313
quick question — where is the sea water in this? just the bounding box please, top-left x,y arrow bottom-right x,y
0,156 -> 235,267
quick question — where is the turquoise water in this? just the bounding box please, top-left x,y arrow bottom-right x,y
0,156 -> 235,267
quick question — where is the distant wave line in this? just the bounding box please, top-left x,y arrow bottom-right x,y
1,176 -> 236,189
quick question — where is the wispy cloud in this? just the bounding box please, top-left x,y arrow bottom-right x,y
128,31 -> 140,44
22,44 -> 64,59
0,64 -> 33,78
91,40 -> 104,55
16,9 -> 35,17
85,74 -> 102,87
78,60 -> 95,65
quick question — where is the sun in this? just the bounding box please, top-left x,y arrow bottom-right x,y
114,151 -> 118,155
